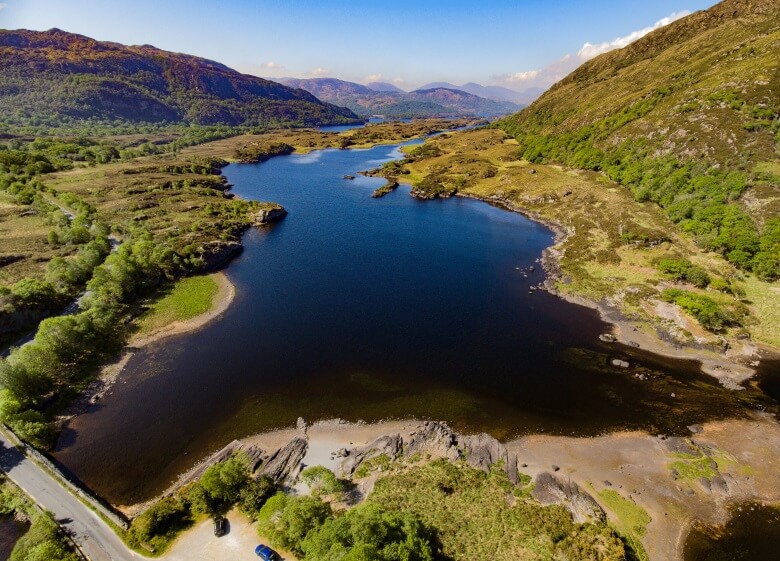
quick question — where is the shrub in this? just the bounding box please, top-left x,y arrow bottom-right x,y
131,496 -> 191,545
300,466 -> 344,497
239,476 -> 276,520
655,258 -> 710,288
10,512 -> 79,561
661,289 -> 736,331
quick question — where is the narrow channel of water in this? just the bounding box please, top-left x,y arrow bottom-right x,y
53,141 -> 778,505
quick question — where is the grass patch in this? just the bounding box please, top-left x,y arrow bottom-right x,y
597,488 -> 651,561
136,274 -> 219,333
368,460 -> 628,561
668,453 -> 719,481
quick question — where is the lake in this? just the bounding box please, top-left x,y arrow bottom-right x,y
54,141 -> 776,505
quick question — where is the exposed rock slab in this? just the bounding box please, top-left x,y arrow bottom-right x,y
338,434 -> 404,478
532,472 -> 606,523
258,437 -> 308,484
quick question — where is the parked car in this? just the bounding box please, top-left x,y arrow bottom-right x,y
213,516 -> 226,537
255,544 -> 280,560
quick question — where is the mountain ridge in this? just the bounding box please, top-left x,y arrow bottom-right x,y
278,77 -> 522,118
498,0 -> 780,279
0,28 -> 361,128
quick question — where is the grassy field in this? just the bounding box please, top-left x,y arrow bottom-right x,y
136,274 -> 220,334
0,192 -> 78,286
596,489 -> 651,561
391,127 -> 779,351
368,460 -> 627,561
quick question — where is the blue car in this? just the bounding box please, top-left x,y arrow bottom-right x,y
255,544 -> 280,560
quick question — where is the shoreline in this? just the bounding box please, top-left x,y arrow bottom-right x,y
127,414 -> 780,561
55,272 -> 236,428
448,188 -> 763,388
128,271 -> 236,349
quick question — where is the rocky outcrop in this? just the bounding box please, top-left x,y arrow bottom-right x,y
200,240 -> 243,271
254,205 -> 288,225
532,472 -> 606,523
338,434 -> 404,478
404,421 -> 461,462
460,433 -> 520,485
334,421 -> 521,485
258,437 -> 308,484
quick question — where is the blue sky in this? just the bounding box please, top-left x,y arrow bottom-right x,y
0,0 -> 716,91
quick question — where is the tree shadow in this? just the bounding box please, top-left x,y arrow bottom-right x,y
0,438 -> 25,472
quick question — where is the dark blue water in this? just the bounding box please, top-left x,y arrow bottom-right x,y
54,142 -> 775,505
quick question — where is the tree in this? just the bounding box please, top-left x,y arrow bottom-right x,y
301,502 -> 436,561
239,476 -> 276,520
257,494 -> 332,556
200,454 -> 249,504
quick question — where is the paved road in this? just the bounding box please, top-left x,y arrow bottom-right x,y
0,431 -> 139,561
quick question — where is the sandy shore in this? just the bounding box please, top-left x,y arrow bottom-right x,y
128,271 -> 235,348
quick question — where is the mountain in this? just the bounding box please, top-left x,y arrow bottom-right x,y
408,88 -> 521,117
0,28 -> 360,128
418,82 -> 460,91
498,0 -> 780,278
366,82 -> 406,93
419,82 -> 543,104
279,77 -> 521,118
278,77 -> 375,98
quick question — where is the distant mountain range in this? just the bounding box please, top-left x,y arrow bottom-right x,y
0,28 -> 360,128
366,82 -> 406,94
278,77 -> 523,118
419,82 -> 544,105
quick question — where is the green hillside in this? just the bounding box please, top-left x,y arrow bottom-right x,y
498,0 -> 779,279
0,28 -> 360,131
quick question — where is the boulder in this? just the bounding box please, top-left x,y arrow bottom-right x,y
201,240 -> 242,271
459,433 -> 520,484
404,421 -> 460,462
532,472 -> 606,523
255,206 -> 288,224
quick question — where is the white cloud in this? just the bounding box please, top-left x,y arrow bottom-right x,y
262,61 -> 284,70
0,3 -> 7,9
364,73 -> 384,83
576,11 -> 689,59
494,11 -> 690,90
505,70 -> 539,83
308,67 -> 330,77
391,77 -> 405,85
